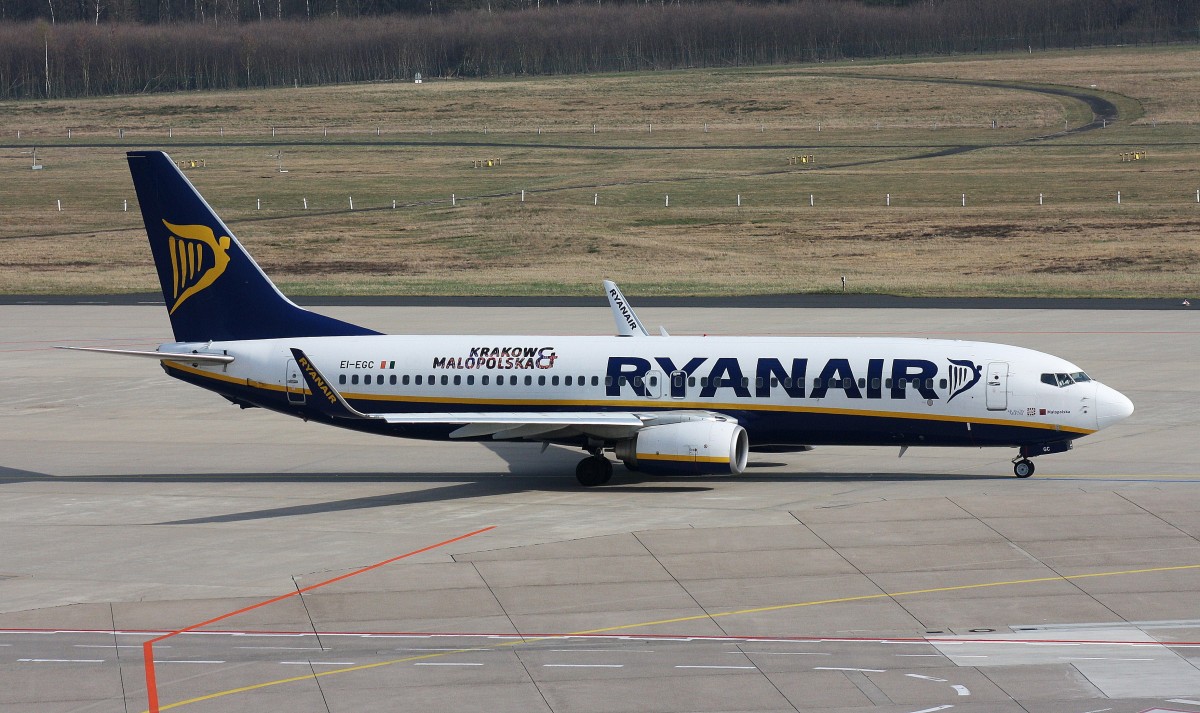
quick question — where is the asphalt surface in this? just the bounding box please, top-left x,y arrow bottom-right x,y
2,304 -> 1199,713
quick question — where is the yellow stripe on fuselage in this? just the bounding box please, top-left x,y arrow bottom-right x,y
162,362 -> 1096,436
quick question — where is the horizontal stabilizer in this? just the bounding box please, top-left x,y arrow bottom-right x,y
56,346 -> 234,364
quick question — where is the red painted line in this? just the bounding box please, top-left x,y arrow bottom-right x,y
142,526 -> 495,713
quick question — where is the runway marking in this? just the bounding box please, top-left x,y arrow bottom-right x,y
908,706 -> 953,713
141,526 -> 495,713
156,660 -> 225,665
279,661 -> 354,666
815,667 -> 886,672
1167,699 -> 1200,706
19,658 -> 104,663
233,646 -> 327,651
951,685 -> 970,696
906,674 -> 948,682
675,665 -> 756,670
144,561 -> 1200,712
544,664 -> 623,668
413,662 -> 484,667
563,563 -> 1200,637
734,651 -> 830,655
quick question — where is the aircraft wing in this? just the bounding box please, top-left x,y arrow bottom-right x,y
290,348 -> 725,441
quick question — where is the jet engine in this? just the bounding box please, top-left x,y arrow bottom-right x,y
614,420 -> 748,476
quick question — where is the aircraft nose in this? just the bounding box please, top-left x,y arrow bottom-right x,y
1095,382 -> 1134,430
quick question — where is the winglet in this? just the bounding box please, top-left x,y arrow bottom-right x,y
603,280 -> 649,337
289,348 -> 371,419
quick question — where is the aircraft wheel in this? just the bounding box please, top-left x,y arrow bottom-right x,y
1014,459 -> 1035,478
576,456 -> 613,487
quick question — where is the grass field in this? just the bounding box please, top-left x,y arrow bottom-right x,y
2,45 -> 1199,297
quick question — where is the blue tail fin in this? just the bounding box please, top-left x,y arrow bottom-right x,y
127,150 -> 379,342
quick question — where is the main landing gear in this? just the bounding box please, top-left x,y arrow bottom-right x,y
1012,457 -> 1035,478
576,449 -> 613,487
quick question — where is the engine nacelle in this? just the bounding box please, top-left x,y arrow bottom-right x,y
615,420 -> 749,475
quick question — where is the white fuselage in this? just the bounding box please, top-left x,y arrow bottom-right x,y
161,334 -> 1131,448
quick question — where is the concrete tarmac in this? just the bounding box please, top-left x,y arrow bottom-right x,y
2,304 -> 1199,713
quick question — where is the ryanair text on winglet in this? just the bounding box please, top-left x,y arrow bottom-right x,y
297,355 -> 338,405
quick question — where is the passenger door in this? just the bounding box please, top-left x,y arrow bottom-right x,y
985,362 -> 1008,411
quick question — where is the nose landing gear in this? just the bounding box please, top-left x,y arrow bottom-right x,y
1012,457 -> 1035,478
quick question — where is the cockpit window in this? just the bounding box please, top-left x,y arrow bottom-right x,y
1041,372 -> 1090,388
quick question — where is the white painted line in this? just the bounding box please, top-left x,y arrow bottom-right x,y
397,647 -> 490,652
549,649 -> 654,653
544,664 -> 624,668
1167,700 -> 1200,706
897,654 -> 943,657
279,661 -> 354,666
675,665 -> 756,670
1114,658 -> 1155,661
19,658 -> 104,663
413,662 -> 485,667
952,685 -> 970,696
908,706 -> 953,713
235,646 -> 328,651
955,655 -> 988,658
815,667 -> 886,672
905,674 -> 948,682
75,645 -> 142,649
155,660 -> 226,664
735,651 -> 830,656
1080,708 -> 1112,713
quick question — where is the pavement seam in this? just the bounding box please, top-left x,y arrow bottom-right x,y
787,508 -> 926,631
631,530 -> 728,636
947,495 -> 1129,628
469,560 -> 526,645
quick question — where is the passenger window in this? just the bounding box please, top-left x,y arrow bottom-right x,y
742,377 -> 750,388
364,375 -> 372,385
871,378 -> 880,390
925,378 -> 933,390
782,378 -> 791,388
770,377 -> 778,387
565,376 -> 572,386
552,376 -> 559,386
453,375 -> 461,385
619,376 -> 628,386
339,374 -> 346,385
938,378 -> 946,389
843,378 -> 852,389
351,374 -> 359,385
538,375 -> 546,386
390,375 -> 397,385
813,377 -> 821,388
466,375 -> 473,385
590,376 -> 598,386
858,378 -> 865,388
414,375 -> 421,385
509,375 -> 517,385
441,375 -> 448,385
885,378 -> 892,389
604,376 -> 612,387
402,374 -> 410,385
756,377 -> 764,388
524,375 -> 532,386
482,375 -> 489,385
688,377 -> 696,387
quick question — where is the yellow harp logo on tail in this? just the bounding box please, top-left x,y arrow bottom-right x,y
163,220 -> 231,314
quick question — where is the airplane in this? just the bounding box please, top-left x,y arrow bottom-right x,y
63,150 -> 1134,486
